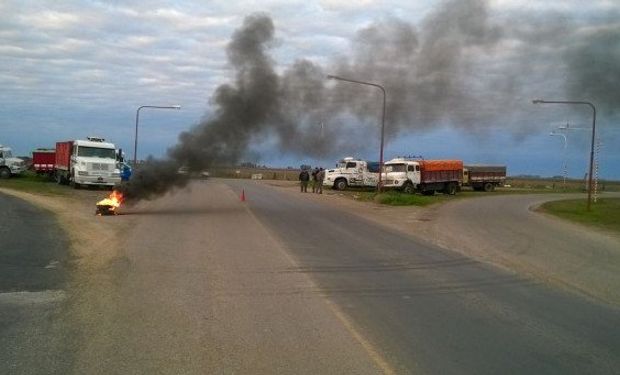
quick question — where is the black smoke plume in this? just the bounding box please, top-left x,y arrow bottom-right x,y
121,0 -> 619,200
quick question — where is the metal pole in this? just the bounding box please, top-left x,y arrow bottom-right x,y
133,105 -> 181,168
550,131 -> 567,189
532,99 -> 596,210
134,106 -> 143,167
327,75 -> 387,192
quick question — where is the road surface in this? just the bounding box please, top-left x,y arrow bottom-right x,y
4,182 -> 620,374
224,180 -> 620,374
66,181 -> 384,374
0,193 -> 72,373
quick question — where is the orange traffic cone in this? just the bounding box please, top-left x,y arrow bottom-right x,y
240,189 -> 246,202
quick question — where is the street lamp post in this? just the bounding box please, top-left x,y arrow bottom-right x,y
327,74 -> 386,191
134,105 -> 181,167
532,99 -> 596,210
549,130 -> 567,189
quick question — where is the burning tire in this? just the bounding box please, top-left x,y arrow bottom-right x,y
96,190 -> 124,216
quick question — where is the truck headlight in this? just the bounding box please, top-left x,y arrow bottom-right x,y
77,171 -> 89,176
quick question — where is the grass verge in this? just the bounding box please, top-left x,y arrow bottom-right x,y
539,198 -> 620,233
344,190 -> 461,206
374,191 -> 448,206
0,171 -> 70,196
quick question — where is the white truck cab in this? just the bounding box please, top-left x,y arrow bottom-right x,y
55,137 -> 121,188
0,145 -> 26,178
71,138 -> 121,187
383,158 -> 421,193
323,157 -> 380,190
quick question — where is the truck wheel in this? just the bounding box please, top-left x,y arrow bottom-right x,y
334,178 -> 348,191
402,181 -> 414,194
483,182 -> 494,192
0,167 -> 10,179
56,173 -> 68,185
444,182 -> 457,195
69,172 -> 80,189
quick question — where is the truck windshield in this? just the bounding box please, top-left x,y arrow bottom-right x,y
385,164 -> 406,172
1,150 -> 12,158
77,146 -> 116,159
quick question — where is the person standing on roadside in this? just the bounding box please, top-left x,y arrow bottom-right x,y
299,168 -> 310,193
316,167 -> 325,194
311,167 -> 319,193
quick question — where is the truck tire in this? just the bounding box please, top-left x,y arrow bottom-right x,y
69,171 -> 80,189
0,167 -> 10,179
402,181 -> 414,194
57,173 -> 69,185
444,182 -> 457,195
483,182 -> 495,192
422,189 -> 435,196
334,178 -> 348,191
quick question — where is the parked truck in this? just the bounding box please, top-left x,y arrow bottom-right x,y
54,137 -> 121,188
32,148 -> 56,175
324,157 -> 380,190
0,144 -> 26,178
463,164 -> 506,192
383,158 -> 463,195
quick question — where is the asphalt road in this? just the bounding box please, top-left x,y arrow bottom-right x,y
67,181 -> 384,374
5,183 -> 620,374
225,180 -> 620,374
0,193 -> 72,374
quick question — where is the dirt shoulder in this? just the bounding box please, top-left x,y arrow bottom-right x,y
0,187 -> 134,270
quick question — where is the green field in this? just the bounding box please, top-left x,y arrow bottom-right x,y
0,172 -> 71,196
540,198 -> 620,233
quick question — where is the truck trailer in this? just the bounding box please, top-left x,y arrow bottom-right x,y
54,137 -> 121,188
463,165 -> 507,192
32,148 -> 56,175
383,158 -> 463,195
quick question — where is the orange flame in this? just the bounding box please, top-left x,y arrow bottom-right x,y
96,190 -> 124,210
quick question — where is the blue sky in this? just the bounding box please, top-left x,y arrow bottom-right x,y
1,0 -> 619,179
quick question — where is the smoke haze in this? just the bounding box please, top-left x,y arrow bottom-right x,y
121,0 -> 619,199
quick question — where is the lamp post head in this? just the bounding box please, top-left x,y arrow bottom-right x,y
326,74 -> 336,80
532,99 -> 543,104
172,105 -> 181,109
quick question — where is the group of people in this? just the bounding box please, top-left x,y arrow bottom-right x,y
299,167 -> 325,194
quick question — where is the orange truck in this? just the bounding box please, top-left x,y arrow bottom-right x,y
383,158 -> 463,195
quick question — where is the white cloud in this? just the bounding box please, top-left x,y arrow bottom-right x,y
0,0 -> 618,178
